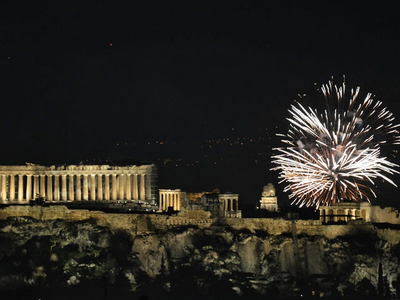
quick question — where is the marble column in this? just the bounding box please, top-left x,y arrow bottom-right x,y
126,174 -> 131,200
26,175 -> 32,201
320,209 -> 325,222
40,175 -> 46,198
54,175 -> 60,201
9,175 -> 15,201
133,174 -> 138,200
235,199 -> 238,213
18,174 -> 24,202
146,173 -> 151,201
177,193 -> 181,211
140,174 -> 145,200
32,175 -> 38,199
76,175 -> 81,201
174,194 -> 177,210
1,175 -> 6,201
159,193 -> 163,211
47,175 -> 53,201
90,175 -> 96,200
104,175 -> 110,201
61,175 -> 67,201
230,199 -> 233,211
111,174 -> 117,201
83,175 -> 89,201
69,175 -> 74,201
97,175 -> 103,201
119,174 -> 125,200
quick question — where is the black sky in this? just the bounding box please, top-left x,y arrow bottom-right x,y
1,1 -> 400,207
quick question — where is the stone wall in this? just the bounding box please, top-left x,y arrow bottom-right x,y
371,206 -> 400,224
0,206 -> 382,239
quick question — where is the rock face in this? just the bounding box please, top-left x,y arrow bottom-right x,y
0,216 -> 399,299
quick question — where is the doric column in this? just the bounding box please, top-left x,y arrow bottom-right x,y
119,174 -> 125,200
146,173 -> 151,201
40,175 -> 46,198
69,174 -> 74,201
140,174 -> 145,200
9,174 -> 15,201
104,175 -> 110,201
97,175 -> 103,201
235,199 -> 238,213
83,175 -> 89,201
61,175 -> 67,201
18,174 -> 24,202
54,175 -> 60,201
32,175 -> 38,199
333,209 -> 338,222
1,175 -> 7,201
177,192 -> 181,211
319,209 -> 325,222
26,175 -> 32,201
111,174 -> 117,201
126,174 -> 131,200
159,192 -> 163,211
133,174 -> 138,200
47,175 -> 53,201
76,175 -> 81,201
90,175 -> 96,200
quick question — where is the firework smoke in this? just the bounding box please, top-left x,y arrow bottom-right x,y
272,79 -> 400,208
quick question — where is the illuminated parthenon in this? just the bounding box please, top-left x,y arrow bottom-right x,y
0,164 -> 157,204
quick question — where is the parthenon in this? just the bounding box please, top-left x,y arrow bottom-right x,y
0,164 -> 157,204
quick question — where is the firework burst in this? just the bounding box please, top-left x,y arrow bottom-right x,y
272,79 -> 400,208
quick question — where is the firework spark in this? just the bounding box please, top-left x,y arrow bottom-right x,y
272,79 -> 400,208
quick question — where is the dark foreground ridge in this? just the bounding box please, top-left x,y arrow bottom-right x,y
0,208 -> 400,299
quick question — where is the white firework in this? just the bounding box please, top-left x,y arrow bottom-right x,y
272,79 -> 400,208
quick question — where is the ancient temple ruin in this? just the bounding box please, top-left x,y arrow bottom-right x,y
0,164 -> 157,204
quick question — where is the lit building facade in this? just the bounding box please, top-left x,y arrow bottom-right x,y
319,202 -> 400,224
0,164 -> 157,204
159,189 -> 183,211
259,183 -> 278,211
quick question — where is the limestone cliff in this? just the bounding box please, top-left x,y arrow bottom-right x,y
0,210 -> 399,299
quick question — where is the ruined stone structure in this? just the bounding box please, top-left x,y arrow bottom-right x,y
319,202 -> 400,224
185,188 -> 221,202
219,193 -> 241,218
0,164 -> 157,204
259,183 -> 278,211
158,189 -> 182,211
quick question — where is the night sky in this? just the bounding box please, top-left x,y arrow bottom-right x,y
1,2 -> 400,208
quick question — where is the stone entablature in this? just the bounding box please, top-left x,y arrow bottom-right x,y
0,164 -> 156,204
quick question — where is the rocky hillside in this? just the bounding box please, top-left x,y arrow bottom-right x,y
0,216 -> 399,299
